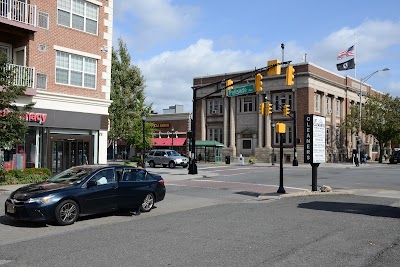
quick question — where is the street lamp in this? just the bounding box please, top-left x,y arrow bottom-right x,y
271,122 -> 275,166
141,112 -> 146,164
171,127 -> 174,150
358,68 -> 390,163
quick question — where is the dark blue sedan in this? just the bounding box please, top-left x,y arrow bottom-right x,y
4,165 -> 166,225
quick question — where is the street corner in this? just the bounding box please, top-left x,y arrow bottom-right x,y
278,190 -> 355,199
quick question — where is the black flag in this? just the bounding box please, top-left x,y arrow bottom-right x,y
337,58 -> 355,71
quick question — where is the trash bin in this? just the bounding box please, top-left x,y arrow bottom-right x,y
225,156 -> 230,164
238,154 -> 245,166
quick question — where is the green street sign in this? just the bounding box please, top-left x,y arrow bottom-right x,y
227,85 -> 254,97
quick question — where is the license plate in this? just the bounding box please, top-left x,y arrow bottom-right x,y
6,203 -> 15,214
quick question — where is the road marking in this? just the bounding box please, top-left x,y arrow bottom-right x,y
0,260 -> 13,265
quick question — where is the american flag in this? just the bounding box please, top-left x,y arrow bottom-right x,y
337,45 -> 355,60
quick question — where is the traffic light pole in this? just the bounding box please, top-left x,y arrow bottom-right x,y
188,86 -> 198,174
292,110 -> 298,166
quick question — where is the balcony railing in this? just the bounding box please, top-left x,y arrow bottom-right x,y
0,0 -> 36,27
5,63 -> 34,88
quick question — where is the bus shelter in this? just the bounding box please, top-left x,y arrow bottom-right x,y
195,140 -> 224,163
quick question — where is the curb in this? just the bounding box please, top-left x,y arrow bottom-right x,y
258,190 -> 354,200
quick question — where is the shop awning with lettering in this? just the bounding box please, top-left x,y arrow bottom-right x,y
152,138 -> 187,147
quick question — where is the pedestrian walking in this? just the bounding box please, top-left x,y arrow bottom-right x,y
132,161 -> 145,216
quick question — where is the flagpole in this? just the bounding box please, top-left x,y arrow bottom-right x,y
354,32 -> 357,79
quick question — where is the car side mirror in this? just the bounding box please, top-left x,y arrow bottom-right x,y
87,180 -> 97,188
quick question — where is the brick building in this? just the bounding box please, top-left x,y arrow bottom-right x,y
0,0 -> 113,172
193,62 -> 382,163
146,112 -> 191,157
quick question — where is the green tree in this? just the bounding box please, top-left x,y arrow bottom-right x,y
109,38 -> 153,159
0,52 -> 34,150
362,94 -> 400,163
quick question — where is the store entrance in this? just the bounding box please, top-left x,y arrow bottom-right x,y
49,134 -> 93,173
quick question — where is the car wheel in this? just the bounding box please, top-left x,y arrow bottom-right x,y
162,164 -> 167,168
140,193 -> 155,212
169,161 -> 176,168
55,200 -> 79,226
149,161 -> 156,168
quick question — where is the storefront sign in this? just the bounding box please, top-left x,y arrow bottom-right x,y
0,109 -> 48,125
304,114 -> 326,164
154,123 -> 170,128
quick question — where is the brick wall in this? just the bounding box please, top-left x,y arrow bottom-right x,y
28,0 -> 109,99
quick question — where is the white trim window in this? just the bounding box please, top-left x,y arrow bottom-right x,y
274,124 -> 293,144
336,99 -> 341,117
238,96 -> 256,113
273,92 -> 292,111
56,51 -> 97,89
207,99 -> 223,115
315,94 -> 320,112
208,128 -> 223,143
57,0 -> 99,35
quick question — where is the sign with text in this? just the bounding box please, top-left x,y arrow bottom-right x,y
227,85 -> 254,97
304,114 -> 326,164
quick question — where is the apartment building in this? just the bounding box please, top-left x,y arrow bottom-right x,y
0,0 -> 113,172
193,62 -> 381,163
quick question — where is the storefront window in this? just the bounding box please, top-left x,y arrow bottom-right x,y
25,127 -> 37,168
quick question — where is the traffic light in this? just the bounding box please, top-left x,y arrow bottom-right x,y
283,104 -> 290,116
225,79 -> 233,96
286,65 -> 295,86
267,103 -> 273,116
267,59 -> 281,76
255,73 -> 263,93
259,102 -> 265,115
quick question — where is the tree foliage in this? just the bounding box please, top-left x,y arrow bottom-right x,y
109,38 -> 153,152
362,94 -> 400,162
0,52 -> 34,150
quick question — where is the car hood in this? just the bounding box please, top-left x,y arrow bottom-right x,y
10,181 -> 72,201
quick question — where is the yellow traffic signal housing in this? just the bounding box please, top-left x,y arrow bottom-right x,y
267,103 -> 273,116
225,79 -> 233,96
286,65 -> 295,86
255,73 -> 263,93
283,104 -> 290,116
259,102 -> 265,115
267,59 -> 281,76
276,123 -> 286,133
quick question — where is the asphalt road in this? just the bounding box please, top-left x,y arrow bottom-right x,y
0,163 -> 399,266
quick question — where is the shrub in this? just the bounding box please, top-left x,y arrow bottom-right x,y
249,156 -> 257,164
0,168 -> 52,185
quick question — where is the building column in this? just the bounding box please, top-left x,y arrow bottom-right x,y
258,94 -> 263,148
201,99 -> 206,140
265,92 -> 271,148
223,96 -> 229,146
322,93 -> 327,116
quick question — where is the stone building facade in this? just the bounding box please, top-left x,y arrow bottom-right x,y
193,62 -> 381,163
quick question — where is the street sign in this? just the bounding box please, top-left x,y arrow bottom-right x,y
227,85 -> 254,97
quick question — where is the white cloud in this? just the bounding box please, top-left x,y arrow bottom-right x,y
119,17 -> 400,112
113,0 -> 200,55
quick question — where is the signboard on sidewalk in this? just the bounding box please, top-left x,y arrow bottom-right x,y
227,85 -> 254,97
304,114 -> 326,164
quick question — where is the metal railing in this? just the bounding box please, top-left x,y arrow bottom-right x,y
5,63 -> 34,88
0,0 -> 36,26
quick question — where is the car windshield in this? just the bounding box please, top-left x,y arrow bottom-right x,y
47,166 -> 102,184
167,151 -> 180,156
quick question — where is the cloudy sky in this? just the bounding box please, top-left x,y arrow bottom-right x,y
113,0 -> 400,113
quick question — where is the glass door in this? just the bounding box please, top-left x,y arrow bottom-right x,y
49,134 -> 92,173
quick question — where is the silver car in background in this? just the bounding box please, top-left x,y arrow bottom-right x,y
146,149 -> 189,168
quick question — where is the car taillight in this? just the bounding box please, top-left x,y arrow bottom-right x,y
158,179 -> 165,185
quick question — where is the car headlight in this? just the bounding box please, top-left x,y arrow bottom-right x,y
26,195 -> 55,204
